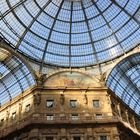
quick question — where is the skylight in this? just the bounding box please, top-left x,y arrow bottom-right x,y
107,53 -> 140,115
0,49 -> 36,105
0,63 -> 10,79
0,0 -> 140,68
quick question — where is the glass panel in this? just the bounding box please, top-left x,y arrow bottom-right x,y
46,137 -> 53,140
25,104 -> 31,112
73,136 -> 81,140
70,100 -> 77,108
107,53 -> 140,115
71,114 -> 79,120
93,100 -> 100,108
96,114 -> 102,119
0,0 -> 139,67
12,112 -> 16,120
47,114 -> 54,120
0,49 -> 36,105
46,100 -> 54,108
100,135 -> 107,140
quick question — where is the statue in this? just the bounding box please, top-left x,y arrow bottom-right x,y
19,103 -> 22,113
34,93 -> 41,106
84,94 -> 88,105
6,110 -> 10,120
60,94 -> 65,106
95,72 -> 107,87
37,74 -> 46,86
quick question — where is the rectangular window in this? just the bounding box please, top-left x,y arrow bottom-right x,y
96,114 -> 102,119
46,114 -> 54,120
0,119 -> 4,125
1,119 -> 4,122
70,100 -> 77,108
46,100 -> 54,108
93,100 -> 100,108
46,136 -> 53,140
73,136 -> 81,140
12,112 -> 16,120
25,104 -> 30,112
71,114 -> 79,120
61,138 -> 66,140
100,135 -> 107,140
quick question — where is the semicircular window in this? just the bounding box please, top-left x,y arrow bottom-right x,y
107,53 -> 140,115
0,49 -> 36,105
0,0 -> 140,67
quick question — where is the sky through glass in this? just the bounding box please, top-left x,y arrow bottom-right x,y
0,0 -> 140,67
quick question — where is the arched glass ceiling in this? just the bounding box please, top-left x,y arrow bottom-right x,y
0,0 -> 140,67
0,48 -> 35,105
107,53 -> 140,115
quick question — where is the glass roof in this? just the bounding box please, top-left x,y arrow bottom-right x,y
107,53 -> 140,115
0,49 -> 35,105
0,0 -> 140,67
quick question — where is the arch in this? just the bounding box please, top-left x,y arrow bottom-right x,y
106,52 -> 140,115
44,70 -> 102,88
0,39 -> 37,80
0,48 -> 36,105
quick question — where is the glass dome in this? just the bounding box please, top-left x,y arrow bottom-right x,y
0,0 -> 140,67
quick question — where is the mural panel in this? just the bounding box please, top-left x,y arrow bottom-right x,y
45,72 -> 101,87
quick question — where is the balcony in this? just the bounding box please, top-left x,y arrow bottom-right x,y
0,113 -> 118,138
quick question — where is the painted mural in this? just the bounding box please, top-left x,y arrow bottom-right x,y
44,72 -> 101,87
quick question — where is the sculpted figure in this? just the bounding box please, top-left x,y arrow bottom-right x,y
6,110 -> 10,120
34,93 -> 41,106
60,94 -> 65,105
84,94 -> 88,105
19,103 -> 22,113
37,74 -> 46,86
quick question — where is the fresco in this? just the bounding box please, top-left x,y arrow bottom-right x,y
45,72 -> 101,87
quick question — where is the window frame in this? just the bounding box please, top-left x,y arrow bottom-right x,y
93,100 -> 100,108
70,100 -> 77,109
71,114 -> 79,120
46,136 -> 54,140
99,135 -> 108,140
12,112 -> 16,120
25,104 -> 31,113
46,114 -> 54,121
46,100 -> 55,108
73,136 -> 81,140
96,114 -> 103,119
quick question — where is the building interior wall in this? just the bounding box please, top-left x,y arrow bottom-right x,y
0,73 -> 140,140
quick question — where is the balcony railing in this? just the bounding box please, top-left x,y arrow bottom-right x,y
0,113 -> 140,138
0,113 -> 118,138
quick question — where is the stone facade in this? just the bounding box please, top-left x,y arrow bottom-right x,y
0,86 -> 140,140
0,72 -> 139,140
